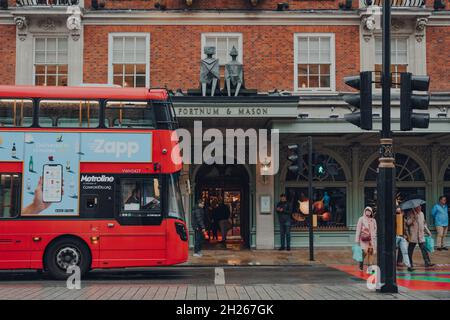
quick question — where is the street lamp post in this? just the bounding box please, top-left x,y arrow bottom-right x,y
376,0 -> 398,293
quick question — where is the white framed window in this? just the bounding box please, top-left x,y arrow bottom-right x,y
375,37 -> 408,89
33,37 -> 68,86
201,33 -> 243,85
294,34 -> 336,92
108,33 -> 150,88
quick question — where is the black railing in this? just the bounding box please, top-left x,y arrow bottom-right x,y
16,0 -> 78,6
365,0 -> 425,6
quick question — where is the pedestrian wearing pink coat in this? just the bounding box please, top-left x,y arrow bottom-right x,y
355,207 -> 377,271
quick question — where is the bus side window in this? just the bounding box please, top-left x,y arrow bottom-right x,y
0,99 -> 33,127
39,100 -> 100,128
0,174 -> 21,218
118,177 -> 161,224
105,101 -> 155,129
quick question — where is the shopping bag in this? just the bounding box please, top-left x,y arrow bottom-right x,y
352,244 -> 363,262
424,236 -> 434,253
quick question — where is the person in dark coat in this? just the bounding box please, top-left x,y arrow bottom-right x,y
216,199 -> 231,244
276,194 -> 292,251
192,199 -> 206,257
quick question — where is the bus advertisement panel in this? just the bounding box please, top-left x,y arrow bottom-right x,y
80,132 -> 152,162
0,132 -> 24,162
22,132 -> 80,216
0,131 -> 153,216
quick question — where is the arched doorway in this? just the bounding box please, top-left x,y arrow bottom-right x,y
195,164 -> 250,249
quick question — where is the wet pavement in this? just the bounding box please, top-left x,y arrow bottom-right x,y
0,265 -> 356,286
184,247 -> 450,267
0,247 -> 448,300
0,265 -> 448,300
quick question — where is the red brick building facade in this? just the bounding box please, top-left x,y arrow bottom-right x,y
0,1 -> 449,249
0,1 -> 448,92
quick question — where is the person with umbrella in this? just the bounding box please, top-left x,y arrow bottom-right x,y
402,198 -> 434,268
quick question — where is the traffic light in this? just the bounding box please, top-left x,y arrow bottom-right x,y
400,72 -> 430,131
287,144 -> 303,177
315,162 -> 326,177
343,71 -> 373,130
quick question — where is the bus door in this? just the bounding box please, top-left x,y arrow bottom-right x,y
97,176 -> 166,268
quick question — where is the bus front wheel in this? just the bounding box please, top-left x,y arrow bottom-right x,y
45,237 -> 91,280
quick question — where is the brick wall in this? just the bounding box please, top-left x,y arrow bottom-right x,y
85,0 -> 354,11
0,25 -> 16,85
83,25 -> 360,92
427,26 -> 450,92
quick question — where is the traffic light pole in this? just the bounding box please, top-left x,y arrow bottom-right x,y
377,0 -> 398,293
308,136 -> 314,261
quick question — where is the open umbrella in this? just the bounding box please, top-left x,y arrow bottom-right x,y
399,198 -> 426,211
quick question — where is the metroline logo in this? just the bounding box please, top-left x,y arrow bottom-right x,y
81,175 -> 114,183
91,139 -> 140,158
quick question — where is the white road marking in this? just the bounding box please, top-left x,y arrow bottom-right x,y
214,267 -> 225,285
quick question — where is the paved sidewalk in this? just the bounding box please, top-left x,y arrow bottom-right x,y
0,283 -> 448,300
185,247 -> 450,267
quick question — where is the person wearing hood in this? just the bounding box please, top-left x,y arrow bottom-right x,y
355,207 -> 377,272
192,199 -> 206,257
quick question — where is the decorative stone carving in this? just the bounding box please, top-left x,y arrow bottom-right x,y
391,19 -> 405,32
360,5 -> 381,42
363,16 -> 376,31
361,16 -> 375,42
224,46 -> 244,97
185,0 -> 193,5
14,16 -> 28,41
66,5 -> 82,41
38,18 -> 59,31
415,18 -> 428,43
200,46 -> 220,97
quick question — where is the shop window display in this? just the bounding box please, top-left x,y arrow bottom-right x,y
285,187 -> 347,230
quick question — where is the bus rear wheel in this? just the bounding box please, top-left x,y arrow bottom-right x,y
45,238 -> 91,280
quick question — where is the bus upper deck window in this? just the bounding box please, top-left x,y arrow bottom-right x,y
0,99 -> 33,127
38,100 -> 100,128
105,101 -> 155,129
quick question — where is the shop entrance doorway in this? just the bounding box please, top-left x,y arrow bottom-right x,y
195,164 -> 250,249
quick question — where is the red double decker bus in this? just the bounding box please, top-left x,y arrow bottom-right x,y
0,85 -> 188,279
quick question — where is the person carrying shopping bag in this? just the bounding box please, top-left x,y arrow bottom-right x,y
396,208 -> 413,272
405,206 -> 435,268
355,207 -> 377,272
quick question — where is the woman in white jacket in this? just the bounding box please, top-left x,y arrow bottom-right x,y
355,207 -> 377,271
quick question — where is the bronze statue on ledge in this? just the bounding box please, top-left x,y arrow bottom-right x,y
200,46 -> 220,97
224,46 -> 244,97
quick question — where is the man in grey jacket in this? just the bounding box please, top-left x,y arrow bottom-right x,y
192,199 -> 206,257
